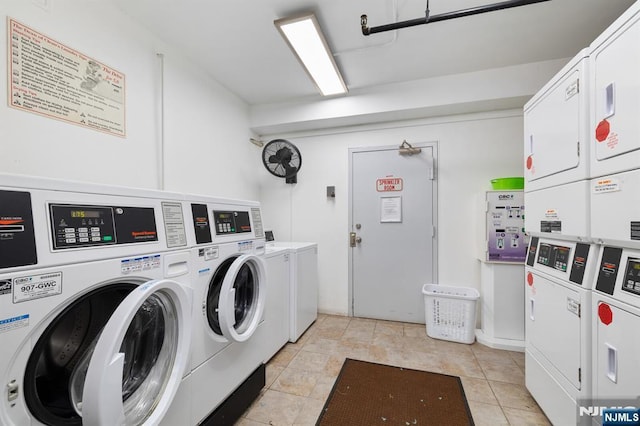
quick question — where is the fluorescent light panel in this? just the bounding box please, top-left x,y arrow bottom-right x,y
275,13 -> 347,96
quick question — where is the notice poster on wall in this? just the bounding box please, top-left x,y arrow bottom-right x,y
7,18 -> 126,137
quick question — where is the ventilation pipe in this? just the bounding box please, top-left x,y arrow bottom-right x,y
361,0 -> 550,36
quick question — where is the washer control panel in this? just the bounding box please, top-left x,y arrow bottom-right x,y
622,258 -> 640,296
537,242 -> 571,272
50,204 -> 157,250
213,210 -> 251,235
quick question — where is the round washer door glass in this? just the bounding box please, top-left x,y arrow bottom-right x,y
74,279 -> 191,426
207,254 -> 266,342
23,283 -> 136,426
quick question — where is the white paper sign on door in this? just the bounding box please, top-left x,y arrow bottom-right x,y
380,196 -> 402,223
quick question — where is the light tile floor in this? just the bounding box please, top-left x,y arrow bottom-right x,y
237,314 -> 551,426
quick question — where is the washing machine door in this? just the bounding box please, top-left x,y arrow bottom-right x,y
217,254 -> 266,342
76,278 -> 191,426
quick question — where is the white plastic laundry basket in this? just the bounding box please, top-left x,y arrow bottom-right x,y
422,283 -> 480,344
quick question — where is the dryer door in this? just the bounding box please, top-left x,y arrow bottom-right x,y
217,254 -> 266,342
75,278 -> 191,426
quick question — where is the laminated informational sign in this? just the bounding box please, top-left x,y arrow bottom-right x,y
7,18 -> 126,136
486,191 -> 527,262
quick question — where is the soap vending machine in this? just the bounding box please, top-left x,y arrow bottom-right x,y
483,190 -> 527,263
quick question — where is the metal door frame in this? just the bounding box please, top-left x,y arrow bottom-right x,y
347,142 -> 439,317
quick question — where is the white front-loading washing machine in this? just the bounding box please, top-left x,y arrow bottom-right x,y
184,196 -> 268,425
0,174 -> 193,426
524,236 -> 598,425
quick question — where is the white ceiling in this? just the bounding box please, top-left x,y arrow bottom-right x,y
112,0 -> 635,106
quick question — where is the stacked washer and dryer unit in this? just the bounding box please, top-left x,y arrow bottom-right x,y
524,2 -> 640,424
523,47 -> 597,426
0,174 -> 194,426
589,2 -> 640,422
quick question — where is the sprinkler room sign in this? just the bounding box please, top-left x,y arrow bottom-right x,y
376,177 -> 403,192
7,18 -> 126,137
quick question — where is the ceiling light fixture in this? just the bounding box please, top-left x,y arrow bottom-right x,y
275,13 -> 347,97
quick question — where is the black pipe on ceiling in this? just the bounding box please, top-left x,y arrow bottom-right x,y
361,0 -> 551,36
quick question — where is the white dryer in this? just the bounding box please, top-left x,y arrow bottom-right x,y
590,0 -> 640,180
263,246 -> 291,362
524,236 -> 598,425
268,241 -> 318,342
0,174 -> 192,426
524,48 -> 590,192
590,246 -> 640,425
184,196 -> 268,425
523,49 -> 591,242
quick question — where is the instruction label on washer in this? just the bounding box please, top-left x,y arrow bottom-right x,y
593,178 -> 621,194
199,246 -> 219,261
13,272 -> 62,303
567,297 -> 580,317
0,314 -> 29,334
161,202 -> 187,248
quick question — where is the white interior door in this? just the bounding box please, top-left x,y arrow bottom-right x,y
350,143 -> 437,323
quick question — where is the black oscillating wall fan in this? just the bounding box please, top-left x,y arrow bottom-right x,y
261,139 -> 302,184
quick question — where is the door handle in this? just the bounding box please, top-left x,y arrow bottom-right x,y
530,298 -> 535,321
606,343 -> 618,383
350,232 -> 362,247
604,82 -> 615,118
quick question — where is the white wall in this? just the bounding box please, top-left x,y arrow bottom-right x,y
2,1 -> 528,320
259,110 -> 524,317
1,0 -> 258,199
160,54 -> 259,200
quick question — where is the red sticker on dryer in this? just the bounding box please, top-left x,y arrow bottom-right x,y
598,302 -> 613,325
595,120 -> 610,142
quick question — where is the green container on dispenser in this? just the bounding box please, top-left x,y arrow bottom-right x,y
490,177 -> 524,190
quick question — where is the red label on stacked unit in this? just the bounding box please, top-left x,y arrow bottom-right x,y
598,302 -> 613,325
527,272 -> 534,286
596,119 -> 610,142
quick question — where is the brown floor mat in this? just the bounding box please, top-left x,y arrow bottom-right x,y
317,358 -> 474,426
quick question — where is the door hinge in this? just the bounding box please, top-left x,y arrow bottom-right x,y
577,141 -> 580,158
431,226 -> 436,238
578,303 -> 581,318
578,367 -> 581,383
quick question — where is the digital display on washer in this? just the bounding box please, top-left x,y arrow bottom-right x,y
70,210 -> 101,219
50,204 -> 158,249
536,242 -> 570,272
213,210 -> 251,235
622,258 -> 640,296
